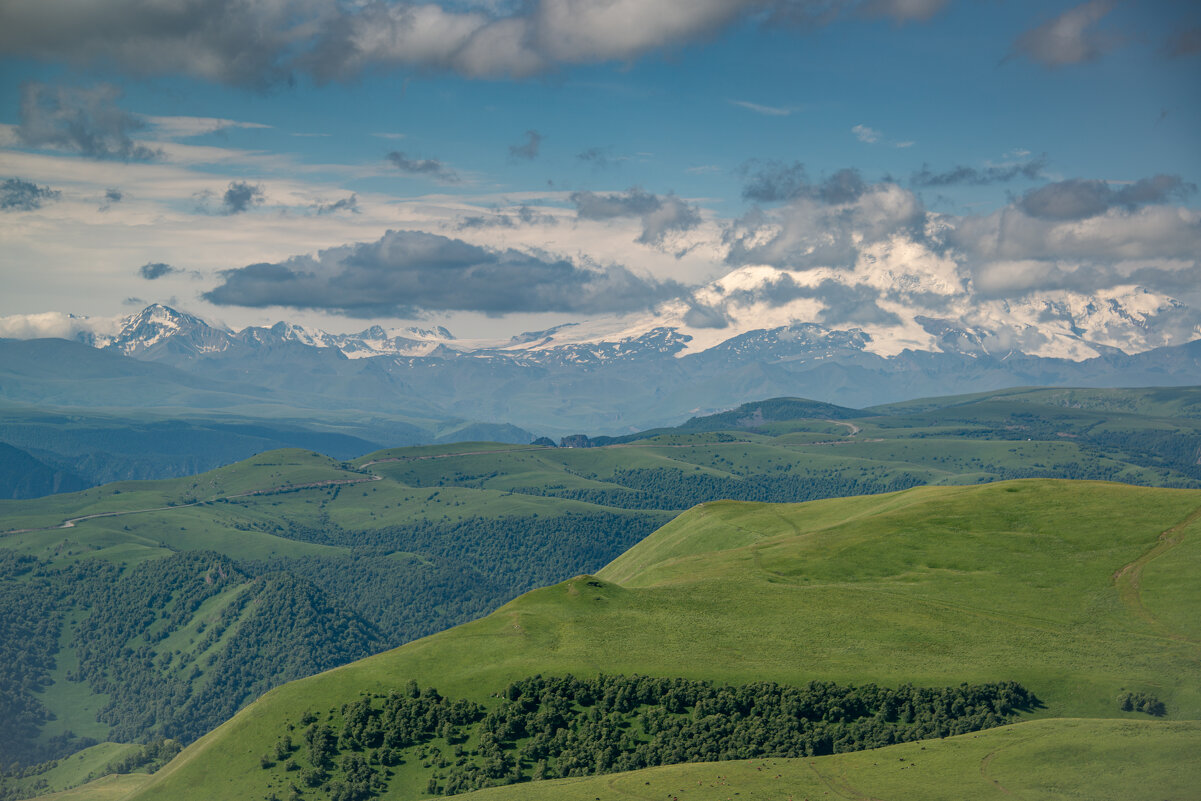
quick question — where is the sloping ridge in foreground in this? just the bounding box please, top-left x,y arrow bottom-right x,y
126,479 -> 1201,800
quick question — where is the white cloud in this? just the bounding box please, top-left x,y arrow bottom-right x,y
0,311 -> 120,340
729,100 -> 796,116
142,115 -> 272,139
852,124 -> 881,143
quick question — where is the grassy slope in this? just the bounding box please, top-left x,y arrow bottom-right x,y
125,479 -> 1201,800
3,387 -> 1200,776
462,719 -> 1201,801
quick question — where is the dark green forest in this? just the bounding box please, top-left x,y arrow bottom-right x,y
261,675 -> 1038,800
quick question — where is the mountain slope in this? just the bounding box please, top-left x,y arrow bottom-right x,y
122,479 -> 1201,800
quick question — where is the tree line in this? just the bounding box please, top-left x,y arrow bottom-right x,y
262,674 -> 1038,800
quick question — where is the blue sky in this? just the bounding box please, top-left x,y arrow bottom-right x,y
0,0 -> 1198,339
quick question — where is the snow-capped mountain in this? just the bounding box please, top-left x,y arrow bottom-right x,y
65,261 -> 1201,370
13,262 -> 1200,434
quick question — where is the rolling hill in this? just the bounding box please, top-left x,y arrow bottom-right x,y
3,386 -> 1201,798
113,479 -> 1201,800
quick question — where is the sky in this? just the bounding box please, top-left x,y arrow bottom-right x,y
0,0 -> 1198,341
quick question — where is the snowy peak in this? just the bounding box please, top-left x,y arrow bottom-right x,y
99,304 -> 234,358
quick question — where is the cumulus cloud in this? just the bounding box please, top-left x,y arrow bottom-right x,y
139,262 -> 180,280
509,130 -> 543,160
385,151 -> 461,183
571,187 -> 702,245
1010,0 -> 1121,67
728,176 -> 924,269
948,179 -> 1201,302
1017,175 -> 1196,221
0,0 -> 954,87
1,177 -> 61,211
203,229 -> 686,316
17,82 -> 161,161
222,181 -> 265,214
683,272 -> 899,329
910,157 -> 1047,186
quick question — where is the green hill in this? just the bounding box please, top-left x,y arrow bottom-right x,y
4,386 -> 1201,793
116,479 -> 1200,800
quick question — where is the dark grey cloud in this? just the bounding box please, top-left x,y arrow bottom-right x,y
1,177 -> 61,211
682,302 -> 730,329
740,162 -> 868,204
1018,175 -> 1196,221
139,262 -> 179,280
0,1 -> 953,88
571,187 -> 702,245
17,82 -> 160,161
457,205 -> 557,230
741,161 -> 809,203
509,130 -> 543,160
312,194 -> 358,215
385,151 -> 461,183
203,229 -> 685,317
911,157 -> 1047,187
1010,0 -> 1121,67
222,181 -> 265,214
100,187 -> 123,211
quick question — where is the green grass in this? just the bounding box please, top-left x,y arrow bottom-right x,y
7,742 -> 141,799
29,774 -> 152,801
121,479 -> 1200,801
458,719 -> 1201,801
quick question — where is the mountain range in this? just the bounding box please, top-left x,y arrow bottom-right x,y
26,263 -> 1198,432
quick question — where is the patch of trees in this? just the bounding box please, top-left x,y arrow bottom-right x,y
0,550 -> 110,768
256,512 -> 665,602
71,551 -> 380,744
1119,691 -> 1166,716
534,468 -> 929,510
265,674 -> 1037,799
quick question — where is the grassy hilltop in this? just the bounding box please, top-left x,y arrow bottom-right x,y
3,386 -> 1201,797
118,479 -> 1201,801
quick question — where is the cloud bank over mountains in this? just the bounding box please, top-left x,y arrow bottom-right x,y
203,229 -> 686,317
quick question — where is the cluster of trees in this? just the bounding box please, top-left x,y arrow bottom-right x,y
251,512 -> 665,647
266,674 -> 1036,799
1119,691 -> 1166,716
0,549 -> 108,767
101,739 -> 182,776
542,468 -> 928,510
73,552 -> 381,744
